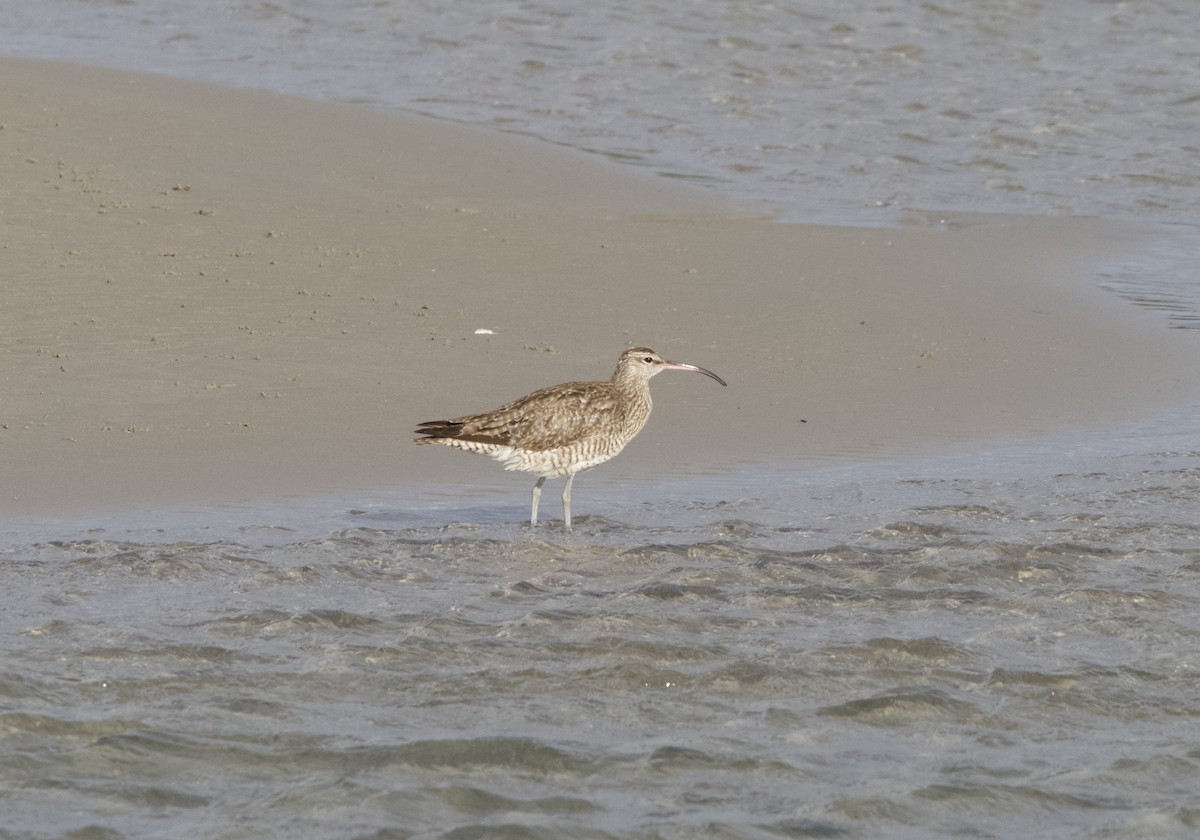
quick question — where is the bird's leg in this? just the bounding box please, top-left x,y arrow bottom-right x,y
562,473 -> 575,531
530,476 -> 546,527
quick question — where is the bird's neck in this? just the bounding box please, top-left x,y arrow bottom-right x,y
612,370 -> 650,393
610,373 -> 654,416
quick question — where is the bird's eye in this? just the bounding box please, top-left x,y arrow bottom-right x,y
642,356 -> 654,364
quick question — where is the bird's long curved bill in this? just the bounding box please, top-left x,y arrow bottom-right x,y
663,360 -> 727,386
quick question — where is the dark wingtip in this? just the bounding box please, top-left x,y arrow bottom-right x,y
414,421 -> 510,447
414,420 -> 458,440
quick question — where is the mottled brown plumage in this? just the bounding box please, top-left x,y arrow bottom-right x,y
415,347 -> 726,528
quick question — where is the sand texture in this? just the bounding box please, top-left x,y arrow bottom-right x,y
2,57 -> 1197,517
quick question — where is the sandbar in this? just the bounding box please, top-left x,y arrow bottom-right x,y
2,57 -> 1197,518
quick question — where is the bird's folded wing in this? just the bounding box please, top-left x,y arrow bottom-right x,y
453,383 -> 623,451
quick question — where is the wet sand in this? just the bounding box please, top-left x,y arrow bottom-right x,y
3,56 -> 1197,517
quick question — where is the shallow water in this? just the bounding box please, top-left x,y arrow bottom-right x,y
7,0 -> 1200,228
5,3 -> 1200,838
7,1 -> 1200,326
5,411 -> 1200,838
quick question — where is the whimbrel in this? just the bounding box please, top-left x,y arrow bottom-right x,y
414,347 -> 727,529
